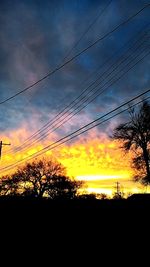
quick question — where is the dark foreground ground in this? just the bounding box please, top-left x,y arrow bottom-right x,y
0,196 -> 150,221
0,196 -> 149,252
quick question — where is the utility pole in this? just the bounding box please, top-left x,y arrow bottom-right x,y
116,181 -> 120,196
113,181 -> 121,199
0,141 -> 11,159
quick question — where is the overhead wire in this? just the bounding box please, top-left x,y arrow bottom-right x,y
4,0 -> 114,154
14,47 -> 150,154
6,41 -> 150,158
6,32 -> 150,155
1,88 -> 150,173
15,25 -> 150,149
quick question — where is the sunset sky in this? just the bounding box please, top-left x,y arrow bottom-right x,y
0,0 -> 149,196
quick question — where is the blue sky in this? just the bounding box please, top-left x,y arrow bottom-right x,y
0,0 -> 149,140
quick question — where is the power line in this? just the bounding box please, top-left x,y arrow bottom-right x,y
1,87 -> 150,173
0,3 -> 149,105
1,94 -> 150,173
7,37 -> 150,155
37,40 -> 149,134
16,27 -> 149,149
7,28 -> 150,154
6,44 -> 150,159
4,0 -> 115,155
17,50 -> 150,153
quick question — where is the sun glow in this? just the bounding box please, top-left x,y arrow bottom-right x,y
76,174 -> 129,181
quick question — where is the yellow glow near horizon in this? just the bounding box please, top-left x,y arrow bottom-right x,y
76,174 -> 130,181
0,127 -> 146,196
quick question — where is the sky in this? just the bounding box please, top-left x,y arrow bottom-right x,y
0,0 -> 150,196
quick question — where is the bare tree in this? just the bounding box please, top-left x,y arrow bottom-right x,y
112,100 -> 150,185
17,159 -> 66,197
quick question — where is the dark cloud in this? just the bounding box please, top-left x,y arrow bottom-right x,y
0,0 -> 149,137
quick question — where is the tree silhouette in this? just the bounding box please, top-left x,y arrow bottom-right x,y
46,175 -> 82,199
18,159 -> 66,197
0,158 -> 83,199
112,100 -> 150,185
